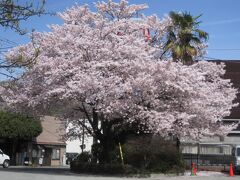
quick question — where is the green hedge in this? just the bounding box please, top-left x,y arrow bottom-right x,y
123,151 -> 184,173
70,161 -> 149,177
123,135 -> 185,174
70,135 -> 185,175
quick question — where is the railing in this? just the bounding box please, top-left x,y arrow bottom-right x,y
183,153 -> 234,168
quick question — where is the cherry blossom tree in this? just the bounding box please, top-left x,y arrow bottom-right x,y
0,0 -> 46,79
2,0 -> 238,163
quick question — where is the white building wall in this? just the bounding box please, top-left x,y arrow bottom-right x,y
66,137 -> 93,153
66,121 -> 93,153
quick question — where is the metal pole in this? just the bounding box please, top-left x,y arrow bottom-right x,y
191,153 -> 192,169
197,143 -> 200,169
119,142 -> 124,165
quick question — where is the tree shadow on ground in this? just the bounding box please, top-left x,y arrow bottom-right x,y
0,166 -> 80,176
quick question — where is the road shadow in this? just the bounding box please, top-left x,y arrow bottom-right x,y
0,166 -> 77,176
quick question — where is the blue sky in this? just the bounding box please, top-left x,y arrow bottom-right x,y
2,0 -> 240,60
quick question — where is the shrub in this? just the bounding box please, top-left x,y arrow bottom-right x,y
71,135 -> 185,175
123,135 -> 185,174
70,161 -> 144,176
75,151 -> 91,163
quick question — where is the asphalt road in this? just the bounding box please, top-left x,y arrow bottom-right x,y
0,166 -> 238,180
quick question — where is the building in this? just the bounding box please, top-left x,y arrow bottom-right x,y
0,116 -> 66,166
66,138 -> 92,154
31,116 -> 66,166
65,121 -> 93,158
0,114 -> 95,166
181,60 -> 240,156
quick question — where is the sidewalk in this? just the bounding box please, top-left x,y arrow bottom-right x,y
150,171 -> 228,179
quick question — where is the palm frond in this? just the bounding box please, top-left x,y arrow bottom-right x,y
195,29 -> 209,40
191,36 -> 201,44
194,14 -> 202,21
166,41 -> 174,49
167,11 -> 208,64
173,45 -> 183,58
186,46 -> 197,56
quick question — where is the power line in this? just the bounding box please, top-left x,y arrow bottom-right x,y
208,49 -> 240,51
203,56 -> 221,60
202,56 -> 239,61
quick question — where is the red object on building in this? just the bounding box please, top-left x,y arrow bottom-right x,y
143,28 -> 150,41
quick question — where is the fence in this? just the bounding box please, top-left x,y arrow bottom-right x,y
183,153 -> 234,170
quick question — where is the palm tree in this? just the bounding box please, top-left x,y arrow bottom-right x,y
161,11 -> 208,65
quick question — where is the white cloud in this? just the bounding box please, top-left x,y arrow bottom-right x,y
203,18 -> 240,26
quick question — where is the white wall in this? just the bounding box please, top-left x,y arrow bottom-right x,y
65,121 -> 93,153
66,137 -> 93,153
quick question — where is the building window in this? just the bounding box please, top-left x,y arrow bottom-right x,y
32,149 -> 37,158
52,149 -> 60,160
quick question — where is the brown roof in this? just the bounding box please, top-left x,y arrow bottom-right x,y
211,60 -> 240,119
35,116 -> 66,146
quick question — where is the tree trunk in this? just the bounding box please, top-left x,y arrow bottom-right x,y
99,118 -> 116,164
176,137 -> 180,152
11,139 -> 17,165
28,141 -> 33,165
91,109 -> 99,163
99,135 -> 115,164
90,110 -> 117,164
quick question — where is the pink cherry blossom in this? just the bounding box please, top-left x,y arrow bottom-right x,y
2,0 -> 238,141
